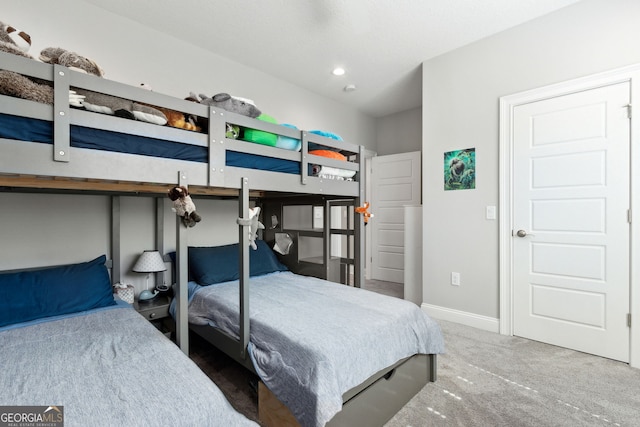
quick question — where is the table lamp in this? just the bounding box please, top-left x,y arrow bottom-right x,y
132,250 -> 167,301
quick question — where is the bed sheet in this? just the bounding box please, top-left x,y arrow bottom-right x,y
187,271 -> 445,427
0,304 -> 257,427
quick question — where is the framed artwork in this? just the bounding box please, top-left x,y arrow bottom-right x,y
444,148 -> 475,191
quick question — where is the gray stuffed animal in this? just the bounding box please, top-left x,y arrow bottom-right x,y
0,21 -> 53,104
199,92 -> 261,118
0,22 -> 166,125
236,207 -> 265,250
39,47 -> 167,124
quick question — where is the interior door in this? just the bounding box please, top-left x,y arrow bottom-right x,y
512,82 -> 630,362
370,151 -> 421,283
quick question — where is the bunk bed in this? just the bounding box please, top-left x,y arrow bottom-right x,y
0,256 -> 258,426
0,50 -> 444,427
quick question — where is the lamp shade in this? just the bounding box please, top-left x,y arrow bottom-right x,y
132,250 -> 167,273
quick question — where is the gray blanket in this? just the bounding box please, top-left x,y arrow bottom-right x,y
0,305 -> 257,427
188,271 -> 445,427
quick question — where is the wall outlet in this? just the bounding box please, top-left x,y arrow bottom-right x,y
451,272 -> 460,286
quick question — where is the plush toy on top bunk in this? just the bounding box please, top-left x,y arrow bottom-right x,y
38,48 -> 167,125
188,92 -> 262,138
139,83 -> 201,132
0,21 -> 53,104
168,185 -> 202,228
0,22 -> 167,125
198,92 -> 262,118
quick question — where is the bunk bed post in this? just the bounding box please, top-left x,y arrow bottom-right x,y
354,146 -> 365,288
238,178 -> 251,358
175,172 -> 189,355
111,196 -> 121,284
323,199 -> 331,281
52,64 -> 70,162
155,198 -> 166,289
301,131 -> 309,185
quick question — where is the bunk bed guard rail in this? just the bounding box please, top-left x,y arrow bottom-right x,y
0,50 -> 363,197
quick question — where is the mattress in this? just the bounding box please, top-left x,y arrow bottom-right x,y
0,113 -> 300,174
183,271 -> 446,427
0,303 -> 257,427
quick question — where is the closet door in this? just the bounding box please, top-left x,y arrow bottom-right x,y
370,151 -> 421,283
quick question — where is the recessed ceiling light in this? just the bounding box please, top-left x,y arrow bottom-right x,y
332,67 -> 345,76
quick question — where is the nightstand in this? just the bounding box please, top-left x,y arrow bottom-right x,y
134,295 -> 174,339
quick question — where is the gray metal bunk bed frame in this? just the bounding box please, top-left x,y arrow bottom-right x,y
0,50 -> 436,427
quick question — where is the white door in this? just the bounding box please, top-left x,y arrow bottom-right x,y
512,82 -> 630,362
370,151 -> 421,283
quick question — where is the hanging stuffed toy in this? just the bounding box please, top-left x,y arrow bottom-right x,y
355,202 -> 374,225
168,185 -> 202,228
237,207 -> 265,250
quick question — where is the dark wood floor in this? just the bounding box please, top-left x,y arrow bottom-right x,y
188,278 -> 403,423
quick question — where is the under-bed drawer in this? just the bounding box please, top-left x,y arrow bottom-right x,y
259,354 -> 434,427
327,354 -> 433,427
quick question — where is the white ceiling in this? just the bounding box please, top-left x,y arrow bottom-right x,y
82,0 -> 582,118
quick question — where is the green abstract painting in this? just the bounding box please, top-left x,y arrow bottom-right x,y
444,148 -> 475,191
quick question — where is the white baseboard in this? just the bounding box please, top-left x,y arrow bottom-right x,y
421,303 -> 500,334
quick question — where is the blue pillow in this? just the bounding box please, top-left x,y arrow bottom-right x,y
276,124 -> 301,151
0,255 -> 115,328
308,129 -> 343,152
189,240 -> 288,285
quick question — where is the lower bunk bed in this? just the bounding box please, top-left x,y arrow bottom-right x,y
171,241 -> 446,427
0,255 -> 257,427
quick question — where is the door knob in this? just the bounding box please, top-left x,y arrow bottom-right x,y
516,229 -> 528,237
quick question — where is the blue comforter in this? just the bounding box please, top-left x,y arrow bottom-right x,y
187,271 -> 445,427
0,304 -> 257,427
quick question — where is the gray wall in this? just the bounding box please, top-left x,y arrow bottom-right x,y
421,0 -> 640,319
0,194 -> 240,295
0,0 -> 375,294
375,107 -> 422,156
3,0 -> 375,150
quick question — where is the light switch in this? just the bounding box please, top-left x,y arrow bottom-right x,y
486,206 -> 496,220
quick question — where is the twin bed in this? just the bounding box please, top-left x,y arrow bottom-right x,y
0,48 -> 445,426
0,256 -> 258,426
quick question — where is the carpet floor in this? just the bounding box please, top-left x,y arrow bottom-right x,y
189,284 -> 640,427
386,320 -> 640,427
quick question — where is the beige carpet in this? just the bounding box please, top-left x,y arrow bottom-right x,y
386,320 -> 640,427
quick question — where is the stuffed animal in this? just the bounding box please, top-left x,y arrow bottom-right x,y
168,185 -> 202,228
154,104 -> 200,131
198,92 -> 261,118
37,48 -> 167,125
0,21 -> 167,125
355,202 -> 374,225
0,21 -> 54,104
236,207 -> 265,250
139,84 -> 201,132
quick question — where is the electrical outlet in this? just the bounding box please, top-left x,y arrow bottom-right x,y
451,272 -> 460,286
